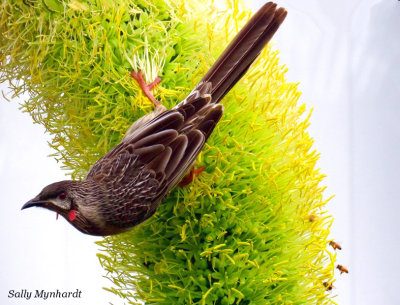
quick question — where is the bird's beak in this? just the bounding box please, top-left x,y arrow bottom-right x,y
21,198 -> 46,210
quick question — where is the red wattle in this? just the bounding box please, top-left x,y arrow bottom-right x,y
68,210 -> 77,221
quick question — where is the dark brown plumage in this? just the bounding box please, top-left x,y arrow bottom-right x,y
22,2 -> 287,236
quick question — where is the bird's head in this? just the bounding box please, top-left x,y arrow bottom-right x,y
22,180 -> 92,232
22,180 -> 120,236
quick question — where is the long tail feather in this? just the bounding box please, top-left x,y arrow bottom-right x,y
200,2 -> 287,103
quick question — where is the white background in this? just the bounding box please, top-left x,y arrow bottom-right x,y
1,0 -> 399,304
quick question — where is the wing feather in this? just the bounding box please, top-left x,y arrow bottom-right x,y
87,87 -> 218,201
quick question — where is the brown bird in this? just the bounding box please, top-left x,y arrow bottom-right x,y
21,3 -> 287,236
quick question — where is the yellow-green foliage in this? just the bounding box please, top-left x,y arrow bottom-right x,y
1,0 -> 336,304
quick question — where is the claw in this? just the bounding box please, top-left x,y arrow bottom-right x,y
131,71 -> 161,107
178,166 -> 206,187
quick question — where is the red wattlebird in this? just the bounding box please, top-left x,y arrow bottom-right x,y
22,3 -> 287,236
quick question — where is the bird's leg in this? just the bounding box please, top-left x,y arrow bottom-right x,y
131,71 -> 162,107
178,166 -> 206,187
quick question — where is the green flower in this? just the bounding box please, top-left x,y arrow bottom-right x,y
0,0 -> 336,304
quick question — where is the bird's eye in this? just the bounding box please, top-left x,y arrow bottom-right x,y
58,192 -> 67,200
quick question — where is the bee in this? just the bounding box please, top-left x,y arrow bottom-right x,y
323,282 -> 333,291
336,264 -> 349,274
329,241 -> 342,250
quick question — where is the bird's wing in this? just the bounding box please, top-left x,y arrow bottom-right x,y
87,82 -> 223,215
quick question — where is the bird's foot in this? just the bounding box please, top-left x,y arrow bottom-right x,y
178,166 -> 206,187
131,71 -> 162,107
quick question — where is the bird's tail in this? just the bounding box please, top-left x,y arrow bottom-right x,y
200,2 -> 287,103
